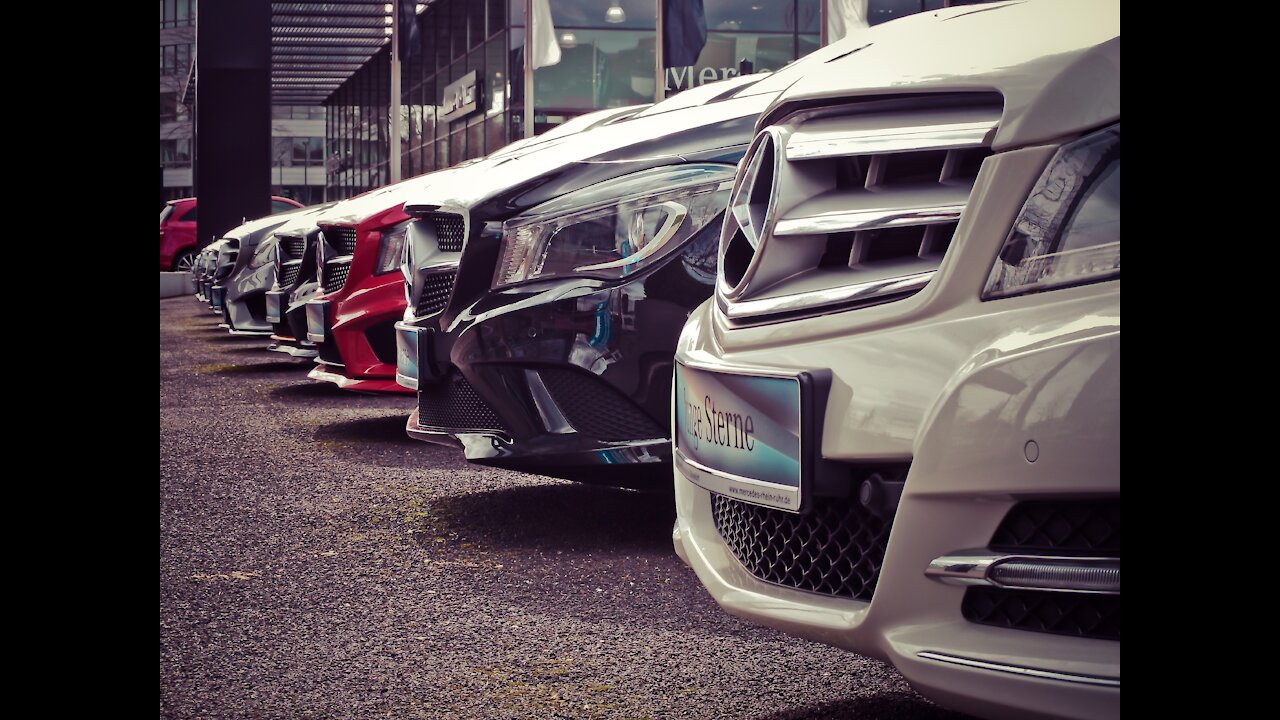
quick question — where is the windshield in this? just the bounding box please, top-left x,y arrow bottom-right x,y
160,205 -> 175,224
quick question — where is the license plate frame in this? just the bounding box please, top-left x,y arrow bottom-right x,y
674,361 -> 826,513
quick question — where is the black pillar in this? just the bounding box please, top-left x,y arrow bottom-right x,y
194,0 -> 270,248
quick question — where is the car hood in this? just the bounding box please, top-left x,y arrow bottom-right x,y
406,38 -> 867,219
268,201 -> 340,237
766,0 -> 1119,151
315,167 -> 473,227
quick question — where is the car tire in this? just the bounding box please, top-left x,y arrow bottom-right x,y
172,250 -> 197,272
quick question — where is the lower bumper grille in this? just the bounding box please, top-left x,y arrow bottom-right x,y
538,367 -> 665,441
711,493 -> 892,601
418,372 -> 505,433
962,587 -> 1120,641
991,499 -> 1121,555
415,270 -> 456,317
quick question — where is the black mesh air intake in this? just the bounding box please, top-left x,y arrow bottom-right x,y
280,262 -> 302,288
415,270 -> 456,317
537,367 -> 665,441
962,587 -> 1120,641
281,235 -> 307,258
991,500 -> 1121,555
422,212 -> 466,252
711,494 -> 892,601
328,227 -> 359,256
418,372 -> 506,433
323,261 -> 350,293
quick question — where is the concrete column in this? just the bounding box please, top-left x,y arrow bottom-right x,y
195,0 -> 270,247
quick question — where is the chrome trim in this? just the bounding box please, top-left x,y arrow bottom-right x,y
916,652 -> 1120,688
786,119 -> 997,160
718,271 -> 935,322
396,373 -> 419,391
675,448 -> 802,514
774,205 -> 964,237
926,552 -> 1121,595
526,370 -> 575,434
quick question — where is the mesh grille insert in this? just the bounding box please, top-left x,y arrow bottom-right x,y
991,500 -> 1121,555
962,587 -> 1120,641
422,212 -> 466,252
538,367 -> 665,441
280,262 -> 302,288
414,270 -> 456,317
418,372 -> 505,433
328,227 -> 359,256
282,235 -> 306,258
323,261 -> 350,293
711,493 -> 893,601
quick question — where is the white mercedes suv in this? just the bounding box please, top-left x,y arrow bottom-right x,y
671,1 -> 1119,718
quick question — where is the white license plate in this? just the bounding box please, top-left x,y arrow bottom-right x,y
305,301 -> 328,343
674,362 -> 805,512
395,323 -> 419,390
265,292 -> 284,324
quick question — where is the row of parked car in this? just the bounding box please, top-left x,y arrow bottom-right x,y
181,2 -> 1119,717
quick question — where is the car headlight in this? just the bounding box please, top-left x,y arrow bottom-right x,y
377,220 -> 409,275
983,124 -> 1120,300
493,164 -> 736,289
249,237 -> 277,271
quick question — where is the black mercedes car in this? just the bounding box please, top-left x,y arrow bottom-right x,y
394,48 -> 850,488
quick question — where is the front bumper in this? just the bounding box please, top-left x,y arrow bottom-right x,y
672,282 -> 1120,720
266,288 -> 319,358
403,255 -> 712,484
306,273 -> 412,395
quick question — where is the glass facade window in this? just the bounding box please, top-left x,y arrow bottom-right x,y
325,0 -> 931,199
160,0 -> 196,29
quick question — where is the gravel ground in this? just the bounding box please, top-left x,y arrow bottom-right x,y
160,297 -> 971,720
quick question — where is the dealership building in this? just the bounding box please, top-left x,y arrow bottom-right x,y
163,1 -> 949,214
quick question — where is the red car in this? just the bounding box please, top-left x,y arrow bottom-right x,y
303,184 -> 422,395
160,196 -> 304,272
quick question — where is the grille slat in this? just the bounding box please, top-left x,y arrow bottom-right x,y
323,261 -> 350,293
722,98 -> 1000,323
422,212 -> 465,252
418,372 -> 505,433
711,493 -> 892,601
414,270 -> 456,317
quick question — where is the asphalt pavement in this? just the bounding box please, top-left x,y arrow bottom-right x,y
159,296 -> 971,720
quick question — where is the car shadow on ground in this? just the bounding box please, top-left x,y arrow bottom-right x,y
756,695 -> 973,719
424,482 -> 677,555
270,381 -> 348,399
313,414 -> 423,447
200,361 -> 313,375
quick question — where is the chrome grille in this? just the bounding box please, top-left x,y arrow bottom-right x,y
328,227 -> 359,256
415,270 -> 455,317
281,235 -> 306,258
421,212 -> 466,252
323,261 -> 350,293
711,493 -> 893,601
719,98 -> 1000,324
